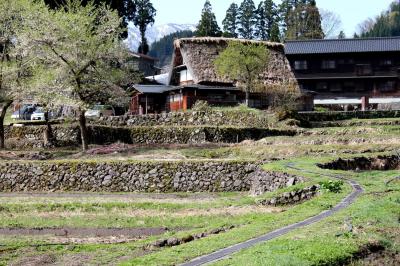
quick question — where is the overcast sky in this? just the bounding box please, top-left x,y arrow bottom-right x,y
152,0 -> 394,36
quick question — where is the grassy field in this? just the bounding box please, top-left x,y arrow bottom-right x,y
0,117 -> 400,265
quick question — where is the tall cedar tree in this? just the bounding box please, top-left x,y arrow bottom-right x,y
238,0 -> 257,39
43,0 -> 136,38
222,3 -> 239,38
214,41 -> 269,106
278,0 -> 299,33
255,0 -> 279,41
360,1 -> 400,37
133,0 -> 156,55
303,0 -> 324,39
338,31 -> 346,39
285,0 -> 324,40
270,21 -> 281,42
196,0 -> 222,37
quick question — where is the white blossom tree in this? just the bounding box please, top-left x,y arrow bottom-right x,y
0,0 -> 44,149
21,0 -> 136,151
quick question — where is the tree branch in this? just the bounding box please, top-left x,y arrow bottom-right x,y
41,41 -> 77,76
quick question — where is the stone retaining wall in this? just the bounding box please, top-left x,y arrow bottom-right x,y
258,185 -> 320,206
250,169 -> 304,196
298,110 -> 400,122
90,110 -> 271,128
4,125 -> 296,148
0,161 -> 303,193
318,155 -> 400,171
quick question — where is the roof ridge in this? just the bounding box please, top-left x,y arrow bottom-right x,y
174,37 -> 284,48
285,36 -> 400,43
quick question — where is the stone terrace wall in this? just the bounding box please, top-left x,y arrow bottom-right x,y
298,110 -> 400,122
0,161 -> 303,193
4,125 -> 296,148
90,110 -> 271,128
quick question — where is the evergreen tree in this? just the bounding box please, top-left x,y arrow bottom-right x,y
303,0 -> 324,39
222,3 -> 239,38
238,0 -> 257,39
270,21 -> 281,42
285,0 -> 324,40
338,31 -> 346,39
149,30 -> 195,67
196,0 -> 222,37
360,1 -> 400,38
133,0 -> 156,55
279,0 -> 299,33
255,0 -> 279,41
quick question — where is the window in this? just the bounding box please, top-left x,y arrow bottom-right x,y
180,69 -> 193,83
321,60 -> 336,69
343,82 -> 355,92
167,94 -> 183,103
338,59 -> 354,65
329,83 -> 342,92
380,59 -> 393,66
316,82 -> 328,91
294,60 -> 308,70
380,81 -> 396,92
356,64 -> 373,76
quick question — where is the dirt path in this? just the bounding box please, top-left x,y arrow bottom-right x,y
0,227 -> 167,237
180,162 -> 364,266
0,192 -> 218,200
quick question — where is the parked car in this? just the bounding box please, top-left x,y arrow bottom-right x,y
31,107 -> 59,121
11,105 -> 36,120
85,105 -> 115,118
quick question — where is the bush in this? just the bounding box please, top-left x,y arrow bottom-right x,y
191,100 -> 212,113
319,180 -> 344,193
276,109 -> 298,121
258,82 -> 301,113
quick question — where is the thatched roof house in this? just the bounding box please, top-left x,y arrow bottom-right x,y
129,37 -> 307,115
168,37 -> 297,87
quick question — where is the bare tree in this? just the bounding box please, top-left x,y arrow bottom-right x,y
320,9 -> 343,39
357,18 -> 376,35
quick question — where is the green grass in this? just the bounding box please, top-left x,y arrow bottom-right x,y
0,164 -> 349,265
211,158 -> 400,266
1,118 -> 400,265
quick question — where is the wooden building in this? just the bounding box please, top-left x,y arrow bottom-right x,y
285,37 -> 400,109
127,52 -> 160,77
129,37 -> 298,114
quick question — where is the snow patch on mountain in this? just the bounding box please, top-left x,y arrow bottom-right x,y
125,23 -> 196,51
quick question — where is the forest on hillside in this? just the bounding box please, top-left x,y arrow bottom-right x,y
358,1 -> 400,37
148,30 -> 194,68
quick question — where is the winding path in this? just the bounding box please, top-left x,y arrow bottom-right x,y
180,162 -> 364,266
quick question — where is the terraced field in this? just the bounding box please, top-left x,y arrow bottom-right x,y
0,117 -> 399,265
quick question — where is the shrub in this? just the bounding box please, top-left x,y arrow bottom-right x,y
258,82 -> 301,113
191,100 -> 212,113
276,109 -> 298,121
319,180 -> 344,193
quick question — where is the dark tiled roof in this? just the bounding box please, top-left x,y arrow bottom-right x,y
129,52 -> 158,61
285,37 -> 400,55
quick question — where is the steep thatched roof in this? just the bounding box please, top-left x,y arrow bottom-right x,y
174,37 -> 285,49
169,37 -> 296,87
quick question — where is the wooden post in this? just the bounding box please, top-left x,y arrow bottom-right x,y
361,96 -> 369,111
145,95 -> 148,115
